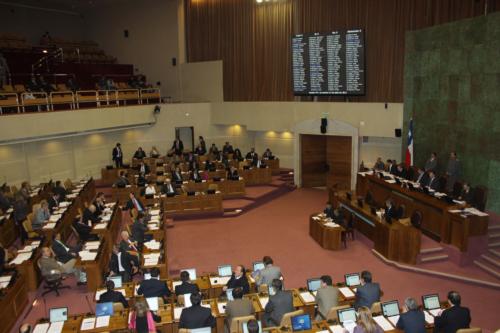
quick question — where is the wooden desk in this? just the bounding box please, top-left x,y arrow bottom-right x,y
185,179 -> 246,198
309,214 -> 345,251
163,193 -> 223,216
338,192 -> 421,265
0,274 -> 29,333
355,173 -> 488,251
265,159 -> 281,175
78,239 -> 111,292
101,167 -> 127,185
91,203 -> 122,252
240,168 -> 272,185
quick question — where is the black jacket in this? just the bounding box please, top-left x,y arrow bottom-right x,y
396,310 -> 426,333
112,147 -> 123,161
175,281 -> 199,296
131,220 -> 147,245
137,278 -> 172,298
434,306 -> 471,333
179,304 -> 216,329
48,196 -> 59,212
52,240 -> 74,264
109,252 -> 132,276
82,207 -> 99,225
98,290 -> 129,308
226,274 -> 250,294
125,197 -> 145,211
53,186 -> 66,200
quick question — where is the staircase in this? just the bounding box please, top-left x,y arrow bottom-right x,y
418,246 -> 449,263
473,223 -> 500,279
279,169 -> 296,188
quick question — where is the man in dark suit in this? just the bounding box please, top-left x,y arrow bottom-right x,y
175,270 -> 200,296
162,180 -> 176,196
172,139 -> 184,156
227,166 -> 239,181
124,192 -> 145,213
396,297 -> 426,333
108,245 -> 133,282
179,292 -> 216,329
73,216 -> 97,242
395,165 -> 407,179
224,265 -> 250,295
47,193 -> 60,212
263,279 -> 294,327
434,291 -> 470,333
222,142 -> 234,155
386,159 -> 397,175
82,205 -> 100,225
112,143 -> 123,168
324,202 -> 334,219
458,183 -> 474,205
172,168 -> 183,183
131,212 -> 149,251
384,199 -> 397,223
51,233 -> 77,264
246,148 -> 258,161
133,147 -> 147,160
225,287 -> 254,331
204,160 -> 216,172
354,270 -> 380,309
425,152 -> 438,173
426,171 -> 439,191
98,280 -> 129,308
114,171 -> 129,188
137,267 -> 172,300
190,168 -> 202,182
414,168 -> 428,185
137,161 -> 150,176
53,181 -> 66,201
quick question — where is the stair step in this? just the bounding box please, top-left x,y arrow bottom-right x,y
481,254 -> 500,268
489,249 -> 500,258
488,224 -> 500,231
488,241 -> 500,248
420,254 -> 449,262
420,247 -> 444,254
473,260 -> 500,279
489,232 -> 500,239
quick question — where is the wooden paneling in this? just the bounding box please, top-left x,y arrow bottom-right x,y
326,136 -> 352,190
300,134 -> 326,187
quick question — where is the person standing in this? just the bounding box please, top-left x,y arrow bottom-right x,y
446,152 -> 461,192
112,143 -> 123,168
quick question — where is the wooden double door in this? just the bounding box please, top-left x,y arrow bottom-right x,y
300,134 -> 352,189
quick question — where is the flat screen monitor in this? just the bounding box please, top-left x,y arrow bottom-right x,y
382,300 -> 400,317
338,308 -> 357,324
107,275 -> 122,288
96,302 -> 114,317
344,273 -> 361,287
422,294 -> 440,310
218,265 -> 232,277
307,278 -> 321,292
49,307 -> 68,323
291,314 -> 312,332
227,288 -> 234,301
243,321 -> 262,333
144,273 -> 151,280
182,268 -> 197,281
253,261 -> 265,271
146,297 -> 159,312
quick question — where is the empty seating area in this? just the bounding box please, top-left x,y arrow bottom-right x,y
40,37 -> 116,64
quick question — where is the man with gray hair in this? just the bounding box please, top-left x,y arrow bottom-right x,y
396,297 -> 425,333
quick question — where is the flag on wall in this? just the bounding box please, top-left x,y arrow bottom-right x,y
406,119 -> 414,166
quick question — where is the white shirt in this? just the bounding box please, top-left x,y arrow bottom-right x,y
145,186 -> 156,195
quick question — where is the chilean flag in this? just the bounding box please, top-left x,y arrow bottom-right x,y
406,119 -> 414,166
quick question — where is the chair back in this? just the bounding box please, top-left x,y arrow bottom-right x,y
177,294 -> 185,306
64,179 -> 73,190
258,284 -> 268,294
397,205 -> 406,219
113,302 -> 125,313
280,309 -> 304,328
474,186 -> 487,211
230,315 -> 255,333
23,218 -> 34,233
325,305 -> 351,322
370,301 -> 382,314
452,181 -> 463,198
70,225 -> 80,243
456,328 -> 481,333
410,210 -> 423,229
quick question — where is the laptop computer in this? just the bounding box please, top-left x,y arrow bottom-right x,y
218,265 -> 232,277
422,294 -> 441,316
381,300 -> 400,326
338,307 -> 357,324
226,288 -> 234,301
107,275 -> 122,288
49,307 -> 68,323
344,273 -> 361,287
253,261 -> 265,271
190,328 -> 212,333
306,278 -> 321,292
291,314 -> 312,332
182,268 -> 197,281
146,297 -> 159,312
96,302 -> 114,317
243,320 -> 262,333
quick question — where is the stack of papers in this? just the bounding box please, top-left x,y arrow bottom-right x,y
312,216 -> 320,221
18,245 -> 33,253
33,323 -> 50,333
143,253 -> 160,266
150,209 -> 160,216
209,276 -> 231,285
10,252 -> 32,265
299,291 -> 315,303
329,325 -> 344,333
43,222 -> 57,230
105,203 -> 115,208
373,315 -> 394,331
424,311 -> 435,324
434,192 -> 446,198
67,193 -> 78,199
102,215 -> 111,222
47,321 -> 64,333
79,250 -> 98,261
144,240 -> 161,250
59,202 -> 70,208
80,317 -> 96,330
174,307 -> 184,320
259,296 -> 269,309
464,207 -> 489,217
93,223 -> 107,230
385,179 -> 396,184
84,242 -> 100,250
96,315 -> 110,328
324,222 -> 340,228
0,275 -> 12,288
339,287 -> 355,298
49,214 -> 62,222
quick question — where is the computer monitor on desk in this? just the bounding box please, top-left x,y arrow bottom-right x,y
338,308 -> 357,324
146,297 -> 159,311
344,273 -> 361,287
218,265 -> 232,277
96,302 -> 114,317
291,314 -> 312,332
307,278 -> 321,292
49,307 -> 68,323
382,300 -> 400,317
107,275 -> 122,288
422,294 -> 440,310
182,268 -> 197,281
253,261 -> 265,271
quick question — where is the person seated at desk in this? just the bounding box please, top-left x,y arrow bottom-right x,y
324,202 -> 334,219
53,180 -> 66,201
19,181 -> 32,202
73,215 -> 97,242
227,166 -> 239,181
0,242 -> 13,275
93,192 -> 106,217
144,182 -> 156,196
109,245 -> 133,282
425,171 -> 439,191
194,144 -> 205,156
39,246 -> 78,277
47,193 -> 60,213
223,142 -> 234,155
0,187 -> 12,211
190,168 -> 202,182
395,164 -> 407,179
208,143 -> 219,157
172,167 -> 183,183
434,291 -> 471,333
396,297 -> 426,333
99,279 -> 129,308
179,292 -> 216,329
114,171 -> 129,188
138,161 -> 150,175
52,233 -> 78,264
137,267 -> 172,300
414,168 -> 427,185
125,192 -> 145,213
172,139 -> 184,156
384,199 -> 397,223
83,204 -> 100,225
262,148 -> 274,159
263,279 -> 293,327
223,265 -> 250,294
246,148 -> 258,161
458,182 -> 474,205
33,200 -> 50,230
315,275 -> 339,320
254,156 -> 266,168
128,300 -> 161,333
386,159 -> 397,175
204,159 -> 216,172
119,231 -> 140,269
134,147 -> 147,160
162,180 -> 176,196
374,157 -> 385,171
233,148 -> 243,162
131,212 -> 151,251
225,287 -> 254,332
353,307 -> 383,333
13,194 -> 29,241
253,256 -> 281,287
175,270 -> 200,295
425,152 -> 438,173
150,146 -> 160,158
354,271 -> 380,309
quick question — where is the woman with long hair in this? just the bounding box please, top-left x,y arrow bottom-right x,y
353,307 -> 382,333
128,300 -> 160,333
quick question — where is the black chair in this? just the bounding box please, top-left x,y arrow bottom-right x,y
37,261 -> 70,297
397,204 -> 406,219
410,210 -> 423,229
474,186 -> 488,211
452,181 -> 463,198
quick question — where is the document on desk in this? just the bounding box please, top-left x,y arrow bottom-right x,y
32,323 -> 50,333
0,275 -> 12,283
299,291 -> 315,303
144,240 -> 161,250
95,315 -> 110,328
259,296 -> 269,309
209,276 -> 231,285
329,325 -> 344,333
43,222 -> 57,229
323,222 -> 340,228
18,245 -> 33,253
424,311 -> 435,324
10,252 -> 32,265
373,315 -> 394,331
428,308 -> 441,316
217,302 -> 227,314
49,214 -> 62,222
385,179 -> 396,184
339,287 -> 355,298
47,321 -> 64,333
465,207 -> 489,217
452,200 -> 466,205
448,209 -> 462,213
93,223 -> 107,230
174,307 -> 184,320
102,215 -> 111,222
150,209 -> 161,216
79,250 -> 98,261
80,317 -> 96,330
